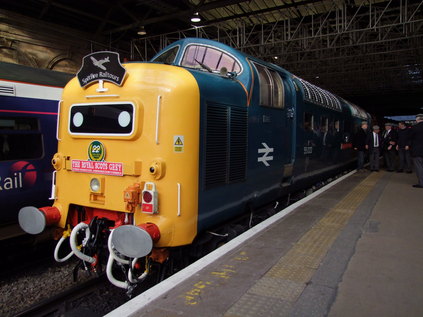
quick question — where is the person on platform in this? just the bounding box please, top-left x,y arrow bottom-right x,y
396,121 -> 412,173
409,114 -> 423,188
382,122 -> 397,171
353,121 -> 368,172
366,125 -> 382,172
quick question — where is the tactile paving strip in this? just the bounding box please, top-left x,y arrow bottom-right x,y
224,294 -> 293,317
248,277 -> 305,301
225,172 -> 384,316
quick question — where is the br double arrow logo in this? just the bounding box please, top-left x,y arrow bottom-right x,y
257,143 -> 274,167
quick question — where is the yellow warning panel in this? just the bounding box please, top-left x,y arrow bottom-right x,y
174,135 -> 184,153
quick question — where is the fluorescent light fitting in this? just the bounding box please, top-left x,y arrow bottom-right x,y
191,12 -> 201,23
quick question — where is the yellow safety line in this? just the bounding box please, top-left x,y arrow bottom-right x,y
225,172 -> 385,315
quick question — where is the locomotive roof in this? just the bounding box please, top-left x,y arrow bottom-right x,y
0,61 -> 74,87
151,38 -> 369,118
152,37 -> 292,76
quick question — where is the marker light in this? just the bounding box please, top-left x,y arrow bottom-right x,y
143,191 -> 153,203
141,182 -> 158,214
90,178 -> 101,192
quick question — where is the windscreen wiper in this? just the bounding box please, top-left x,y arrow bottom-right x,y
194,58 -> 213,73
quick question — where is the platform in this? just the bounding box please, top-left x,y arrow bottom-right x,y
106,170 -> 423,317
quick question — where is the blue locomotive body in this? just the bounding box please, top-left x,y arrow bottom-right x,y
0,62 -> 72,239
152,38 -> 370,232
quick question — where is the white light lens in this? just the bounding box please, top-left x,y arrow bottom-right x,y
73,112 -> 84,127
90,178 -> 100,192
118,111 -> 131,127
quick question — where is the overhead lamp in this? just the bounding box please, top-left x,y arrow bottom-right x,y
191,12 -> 201,23
137,26 -> 146,36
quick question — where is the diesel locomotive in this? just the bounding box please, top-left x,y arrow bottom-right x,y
0,62 -> 72,240
18,38 -> 370,290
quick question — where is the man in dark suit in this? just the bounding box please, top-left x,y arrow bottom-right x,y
366,125 -> 382,171
396,121 -> 412,173
382,122 -> 397,171
353,121 -> 368,171
409,114 -> 423,188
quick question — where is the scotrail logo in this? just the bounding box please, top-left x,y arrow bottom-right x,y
0,161 -> 37,191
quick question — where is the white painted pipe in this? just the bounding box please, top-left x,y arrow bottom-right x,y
106,254 -> 130,289
54,236 -> 74,262
108,229 -> 131,265
128,258 -> 148,284
70,222 -> 95,264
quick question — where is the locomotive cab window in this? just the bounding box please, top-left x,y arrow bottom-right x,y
252,62 -> 284,109
152,46 -> 179,64
69,103 -> 135,136
181,45 -> 242,74
0,117 -> 42,161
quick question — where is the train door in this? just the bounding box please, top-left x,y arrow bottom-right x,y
251,62 -> 294,187
281,75 -> 295,185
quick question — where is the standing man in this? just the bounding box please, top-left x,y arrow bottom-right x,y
396,121 -> 412,173
409,114 -> 423,188
353,121 -> 368,172
382,122 -> 397,171
366,125 -> 382,172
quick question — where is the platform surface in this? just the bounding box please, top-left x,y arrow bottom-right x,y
107,170 -> 423,317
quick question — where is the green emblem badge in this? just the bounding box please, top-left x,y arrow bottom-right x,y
88,141 -> 105,161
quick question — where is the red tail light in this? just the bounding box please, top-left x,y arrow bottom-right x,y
142,191 -> 153,203
141,182 -> 158,214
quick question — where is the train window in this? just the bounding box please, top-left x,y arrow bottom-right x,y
253,62 -> 284,108
0,117 -> 42,161
69,103 -> 134,136
321,117 -> 329,132
152,46 -> 179,64
270,70 -> 284,108
181,45 -> 241,73
254,63 -> 271,106
304,113 -> 314,130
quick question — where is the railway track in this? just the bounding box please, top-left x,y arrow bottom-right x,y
15,275 -> 108,317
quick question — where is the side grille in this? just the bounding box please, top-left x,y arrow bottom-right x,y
229,107 -> 248,182
204,103 -> 247,189
0,84 -> 16,96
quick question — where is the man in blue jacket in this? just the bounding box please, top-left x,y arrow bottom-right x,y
409,114 -> 423,188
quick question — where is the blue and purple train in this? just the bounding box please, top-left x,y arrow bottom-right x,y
17,38 -> 370,290
0,62 -> 72,239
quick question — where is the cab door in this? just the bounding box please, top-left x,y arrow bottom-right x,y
250,62 -> 294,192
280,74 -> 295,184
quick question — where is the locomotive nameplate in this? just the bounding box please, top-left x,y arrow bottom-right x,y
71,159 -> 123,176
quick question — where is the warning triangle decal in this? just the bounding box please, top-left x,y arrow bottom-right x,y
174,137 -> 183,145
